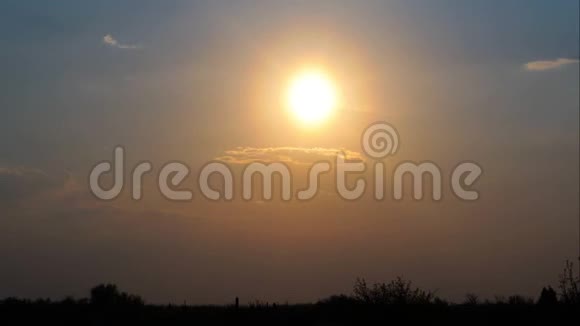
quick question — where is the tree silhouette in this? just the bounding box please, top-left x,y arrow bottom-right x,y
538,286 -> 558,305
559,260 -> 580,305
353,277 -> 435,304
90,284 -> 144,306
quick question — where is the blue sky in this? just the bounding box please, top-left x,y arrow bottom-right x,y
0,0 -> 578,168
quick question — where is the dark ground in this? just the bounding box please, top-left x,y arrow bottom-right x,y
1,297 -> 579,325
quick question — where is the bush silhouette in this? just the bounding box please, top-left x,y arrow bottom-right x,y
463,293 -> 479,305
507,295 -> 533,305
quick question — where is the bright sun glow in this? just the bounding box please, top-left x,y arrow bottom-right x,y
287,71 -> 338,124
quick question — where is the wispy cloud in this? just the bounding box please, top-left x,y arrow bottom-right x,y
0,166 -> 102,213
216,146 -> 364,165
102,34 -> 140,49
0,167 -> 63,204
524,58 -> 579,71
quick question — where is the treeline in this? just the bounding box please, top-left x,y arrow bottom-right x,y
0,261 -> 578,324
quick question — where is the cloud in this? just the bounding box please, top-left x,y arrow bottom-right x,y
102,34 -> 140,49
0,167 -> 90,210
215,146 -> 364,165
524,58 -> 579,71
0,167 -> 56,202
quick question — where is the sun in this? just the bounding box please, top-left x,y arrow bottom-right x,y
286,70 -> 338,124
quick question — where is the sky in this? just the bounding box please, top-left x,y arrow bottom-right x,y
0,0 -> 578,304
